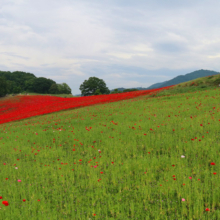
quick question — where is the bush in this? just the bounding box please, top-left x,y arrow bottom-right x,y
213,78 -> 220,85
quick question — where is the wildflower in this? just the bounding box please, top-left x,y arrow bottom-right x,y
182,198 -> 185,202
2,201 -> 9,206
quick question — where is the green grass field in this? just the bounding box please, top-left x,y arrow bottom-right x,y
0,74 -> 220,219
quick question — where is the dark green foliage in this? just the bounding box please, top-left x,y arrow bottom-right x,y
0,70 -> 72,95
0,71 -> 37,93
0,76 -> 9,97
33,77 -> 56,94
24,79 -> 35,92
213,78 -> 220,85
110,88 -> 138,94
13,86 -> 22,93
79,77 -> 110,96
110,89 -> 122,94
123,88 -> 139,93
197,80 -> 203,85
49,83 -> 59,94
57,83 -> 72,94
200,85 -> 207,88
94,89 -> 102,95
110,87 -> 126,93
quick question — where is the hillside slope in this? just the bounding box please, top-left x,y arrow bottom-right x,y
155,69 -> 220,88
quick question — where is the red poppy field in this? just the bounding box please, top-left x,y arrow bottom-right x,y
0,86 -> 172,125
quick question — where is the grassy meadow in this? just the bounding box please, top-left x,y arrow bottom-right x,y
0,75 -> 220,219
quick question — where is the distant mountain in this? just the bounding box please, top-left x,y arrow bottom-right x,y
151,69 -> 220,89
145,81 -> 168,89
110,87 -> 125,92
74,69 -> 220,96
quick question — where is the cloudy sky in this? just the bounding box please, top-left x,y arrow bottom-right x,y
1,0 -> 220,95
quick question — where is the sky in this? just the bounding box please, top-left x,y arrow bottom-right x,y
1,0 -> 220,95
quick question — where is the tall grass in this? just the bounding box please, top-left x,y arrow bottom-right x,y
0,82 -> 220,219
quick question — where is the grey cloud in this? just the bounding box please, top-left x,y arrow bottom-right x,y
0,52 -> 29,60
0,0 -> 220,95
153,42 -> 188,54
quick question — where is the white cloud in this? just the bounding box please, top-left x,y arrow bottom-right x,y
0,0 -> 220,95
208,54 -> 220,59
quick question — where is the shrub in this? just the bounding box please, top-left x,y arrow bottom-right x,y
213,78 -> 220,85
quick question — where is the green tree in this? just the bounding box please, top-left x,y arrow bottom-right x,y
33,77 -> 56,94
123,88 -> 138,93
56,84 -> 63,94
56,83 -> 72,94
94,89 -> 102,95
110,89 -> 122,94
0,76 -> 9,97
79,77 -> 110,96
62,83 -> 72,94
49,83 -> 59,94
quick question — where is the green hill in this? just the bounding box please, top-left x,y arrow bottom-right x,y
151,69 -> 220,89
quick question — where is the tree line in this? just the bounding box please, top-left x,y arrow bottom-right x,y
0,70 -> 71,97
0,71 -> 138,97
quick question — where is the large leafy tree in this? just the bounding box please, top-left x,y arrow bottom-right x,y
33,77 -> 56,94
79,77 -> 110,96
